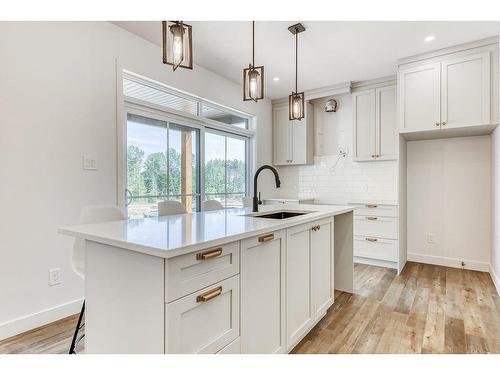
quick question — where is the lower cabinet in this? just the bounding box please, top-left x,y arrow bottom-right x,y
312,220 -> 334,317
286,224 -> 314,348
286,219 -> 334,350
165,275 -> 240,354
241,230 -> 286,354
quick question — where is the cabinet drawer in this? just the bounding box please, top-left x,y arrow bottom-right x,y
354,236 -> 398,262
354,216 -> 398,239
165,241 -> 240,302
217,337 -> 241,354
165,275 -> 240,354
352,203 -> 398,218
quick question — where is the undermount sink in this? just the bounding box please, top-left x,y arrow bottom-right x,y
244,210 -> 313,220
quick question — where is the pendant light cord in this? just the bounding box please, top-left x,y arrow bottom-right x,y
295,27 -> 298,94
252,21 -> 255,67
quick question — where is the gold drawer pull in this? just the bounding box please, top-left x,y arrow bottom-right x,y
196,286 -> 222,303
311,225 -> 320,231
366,204 -> 378,208
366,237 -> 378,242
258,233 -> 274,242
366,216 -> 378,220
196,247 -> 222,260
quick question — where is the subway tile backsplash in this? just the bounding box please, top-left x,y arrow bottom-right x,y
277,154 -> 398,205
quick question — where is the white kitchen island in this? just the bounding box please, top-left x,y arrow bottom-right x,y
59,204 -> 354,354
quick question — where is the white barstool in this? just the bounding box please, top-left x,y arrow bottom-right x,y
242,197 -> 253,208
202,200 -> 224,211
69,205 -> 126,354
158,200 -> 187,216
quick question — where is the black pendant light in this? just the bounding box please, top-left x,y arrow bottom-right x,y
288,23 -> 305,121
243,21 -> 264,101
162,21 -> 193,71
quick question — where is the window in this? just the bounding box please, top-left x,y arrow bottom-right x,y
123,72 -> 253,218
204,131 -> 247,208
126,114 -> 200,219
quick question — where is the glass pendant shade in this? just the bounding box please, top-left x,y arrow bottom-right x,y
289,92 -> 305,120
243,21 -> 264,101
243,65 -> 264,101
162,21 -> 193,71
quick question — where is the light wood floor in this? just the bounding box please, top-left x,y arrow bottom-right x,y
1,262 -> 500,354
292,262 -> 500,353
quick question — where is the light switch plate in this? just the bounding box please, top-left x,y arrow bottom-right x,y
82,155 -> 97,170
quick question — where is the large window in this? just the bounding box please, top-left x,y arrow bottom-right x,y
123,73 -> 253,218
126,114 -> 200,219
204,131 -> 247,208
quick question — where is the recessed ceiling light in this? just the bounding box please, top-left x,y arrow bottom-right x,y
425,35 -> 436,42
273,77 -> 280,82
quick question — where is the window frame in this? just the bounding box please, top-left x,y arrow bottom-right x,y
119,76 -> 255,215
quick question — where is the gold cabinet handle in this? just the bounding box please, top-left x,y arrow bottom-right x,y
258,233 -> 274,242
366,204 -> 378,208
435,122 -> 440,127
366,237 -> 378,242
441,122 -> 446,126
366,216 -> 378,220
196,286 -> 222,303
311,225 -> 320,231
196,247 -> 223,261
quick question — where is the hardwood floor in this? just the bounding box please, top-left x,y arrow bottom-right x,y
292,262 -> 500,354
1,262 -> 499,354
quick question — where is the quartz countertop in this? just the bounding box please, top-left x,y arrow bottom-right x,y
59,204 -> 353,258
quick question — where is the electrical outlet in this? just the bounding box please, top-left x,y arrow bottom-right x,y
48,268 -> 61,286
427,233 -> 435,244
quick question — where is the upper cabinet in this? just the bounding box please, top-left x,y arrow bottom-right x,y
440,52 -> 490,128
399,48 -> 494,137
353,84 -> 398,161
273,102 -> 313,166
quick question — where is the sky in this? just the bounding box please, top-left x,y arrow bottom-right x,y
127,119 -> 245,162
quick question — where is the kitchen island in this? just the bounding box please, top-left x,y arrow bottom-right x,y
59,204 -> 354,354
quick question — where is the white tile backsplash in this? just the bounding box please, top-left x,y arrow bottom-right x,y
278,154 -> 398,205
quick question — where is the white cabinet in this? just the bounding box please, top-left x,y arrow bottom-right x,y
241,230 -> 286,354
399,51 -> 491,133
399,63 -> 441,132
311,221 -> 334,317
286,219 -> 334,350
165,275 -> 240,354
353,85 -> 397,161
441,52 -> 490,128
286,224 -> 313,348
273,103 -> 313,165
350,202 -> 400,271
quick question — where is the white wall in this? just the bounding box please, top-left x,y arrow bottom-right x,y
277,93 -> 399,204
490,33 -> 500,293
0,22 -> 273,339
407,136 -> 491,271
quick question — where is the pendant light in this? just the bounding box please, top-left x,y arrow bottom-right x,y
288,23 -> 305,121
162,21 -> 193,71
243,21 -> 264,101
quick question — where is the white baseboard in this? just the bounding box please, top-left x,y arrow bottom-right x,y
0,298 -> 83,341
490,265 -> 500,297
407,252 -> 489,272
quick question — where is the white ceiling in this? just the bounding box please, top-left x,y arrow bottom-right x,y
113,21 -> 500,99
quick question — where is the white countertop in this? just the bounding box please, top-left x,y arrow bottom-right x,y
59,204 -> 354,258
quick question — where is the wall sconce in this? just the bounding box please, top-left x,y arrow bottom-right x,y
288,23 -> 305,120
243,21 -> 264,101
162,21 -> 193,71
